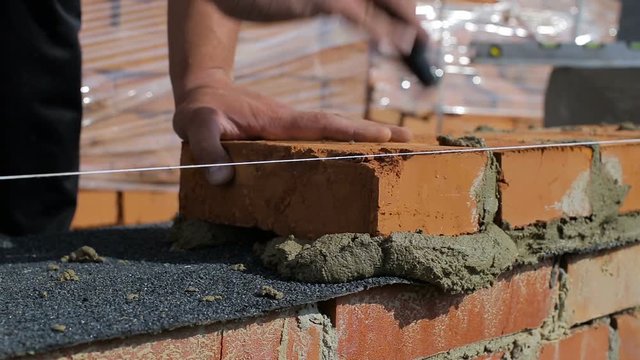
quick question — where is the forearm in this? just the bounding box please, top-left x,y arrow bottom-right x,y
168,0 -> 240,105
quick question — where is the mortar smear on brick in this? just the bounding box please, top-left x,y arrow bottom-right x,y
508,146 -> 638,264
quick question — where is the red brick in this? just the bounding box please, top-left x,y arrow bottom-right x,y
28,307 -> 325,360
30,326 -> 222,360
72,190 -> 119,229
565,243 -> 640,326
220,316 -> 283,359
334,263 -> 555,360
538,323 -> 609,360
616,312 -> 640,360
498,146 -> 594,228
122,191 -> 178,225
180,142 -> 490,238
600,143 -> 640,213
282,314 -> 324,360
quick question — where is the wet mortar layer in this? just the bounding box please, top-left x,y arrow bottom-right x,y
258,224 -> 516,294
0,226 -> 409,359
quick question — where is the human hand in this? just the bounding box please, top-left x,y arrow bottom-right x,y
173,71 -> 412,185
210,0 -> 426,56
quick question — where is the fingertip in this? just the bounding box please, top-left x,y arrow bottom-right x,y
354,124 -> 392,143
389,126 -> 413,142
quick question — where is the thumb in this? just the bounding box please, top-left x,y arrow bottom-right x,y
183,107 -> 235,185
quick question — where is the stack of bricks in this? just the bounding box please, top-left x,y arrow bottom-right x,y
46,124 -> 640,358
78,0 -> 368,192
71,190 -> 178,229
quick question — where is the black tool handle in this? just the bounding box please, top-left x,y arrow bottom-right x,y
402,38 -> 442,87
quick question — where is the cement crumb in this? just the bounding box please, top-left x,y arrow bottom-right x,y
51,324 -> 66,333
474,125 -> 508,133
617,122 -> 639,131
47,264 -> 59,272
260,286 -> 285,300
62,246 -> 104,263
437,135 -> 486,148
201,295 -> 222,302
184,287 -> 199,293
126,293 -> 139,301
261,224 -> 517,294
230,263 -> 247,272
170,216 -> 270,251
58,269 -> 79,282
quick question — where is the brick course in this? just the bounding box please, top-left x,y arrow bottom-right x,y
564,243 -> 640,326
333,263 -> 554,359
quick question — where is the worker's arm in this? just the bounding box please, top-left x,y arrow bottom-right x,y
168,0 -> 411,185
210,0 -> 427,55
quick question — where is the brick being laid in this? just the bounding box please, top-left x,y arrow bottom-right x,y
180,142 -> 493,239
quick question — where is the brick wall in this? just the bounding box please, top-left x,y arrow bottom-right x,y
25,245 -> 640,359
173,124 -> 640,359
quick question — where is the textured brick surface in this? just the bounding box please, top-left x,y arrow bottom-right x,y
122,191 -> 178,225
538,323 -> 609,360
29,326 -> 222,360
498,146 -> 593,228
565,243 -> 640,326
616,312 -> 640,360
71,191 -> 119,229
181,142 -> 489,238
220,316 -> 283,359
334,263 -> 555,360
28,308 -> 326,360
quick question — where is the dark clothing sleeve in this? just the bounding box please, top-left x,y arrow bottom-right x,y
0,1 -> 82,236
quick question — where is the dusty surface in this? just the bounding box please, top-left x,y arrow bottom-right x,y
260,224 -> 517,293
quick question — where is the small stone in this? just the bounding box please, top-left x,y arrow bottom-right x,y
260,286 -> 284,300
47,264 -> 60,272
201,295 -> 222,302
117,260 -> 130,265
230,263 -> 247,272
39,291 -> 48,299
184,286 -> 199,293
51,324 -> 66,333
126,293 -> 139,301
58,269 -> 79,282
60,255 -> 69,263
